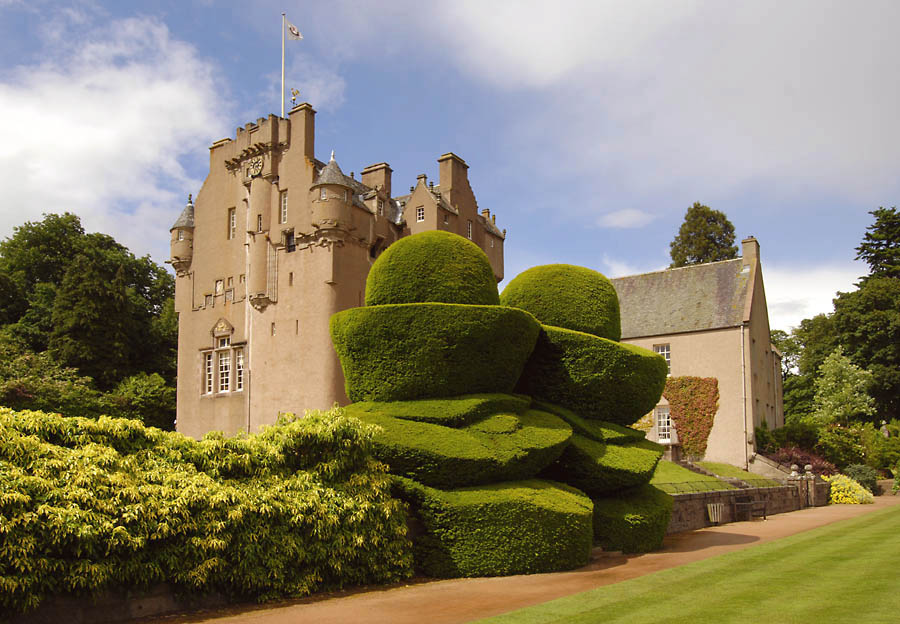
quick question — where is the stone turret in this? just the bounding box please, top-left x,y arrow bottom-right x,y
310,152 -> 354,238
169,195 -> 194,276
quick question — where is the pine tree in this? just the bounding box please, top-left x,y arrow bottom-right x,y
669,202 -> 739,267
856,206 -> 900,279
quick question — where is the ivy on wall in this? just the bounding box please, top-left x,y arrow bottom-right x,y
663,376 -> 719,458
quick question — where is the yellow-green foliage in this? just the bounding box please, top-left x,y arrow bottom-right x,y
500,264 -> 621,341
592,484 -> 673,553
534,400 -> 646,444
541,434 -> 664,496
0,407 -> 412,615
517,325 -> 668,425
365,231 -> 500,306
347,405 -> 572,488
331,303 -> 540,402
394,477 -> 593,577
823,474 -> 875,504
347,393 -> 532,428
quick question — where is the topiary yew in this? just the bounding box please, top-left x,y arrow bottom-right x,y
592,484 -> 673,553
365,230 -> 500,306
500,264 -> 621,341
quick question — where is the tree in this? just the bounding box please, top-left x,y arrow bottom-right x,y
669,202 -> 739,267
810,347 -> 876,426
832,277 -> 900,421
856,206 -> 900,279
770,329 -> 800,380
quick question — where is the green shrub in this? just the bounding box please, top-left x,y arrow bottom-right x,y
0,407 -> 412,615
592,484 -> 673,553
815,424 -> 866,470
843,464 -> 879,494
755,420 -> 776,454
346,393 -> 531,428
331,303 -> 540,402
772,417 -> 821,450
500,264 -> 621,341
534,400 -> 646,444
541,434 -> 664,496
349,407 -> 572,488
823,474 -> 875,504
516,325 -> 667,425
365,231 -> 500,306
393,477 -> 593,577
106,372 -> 175,430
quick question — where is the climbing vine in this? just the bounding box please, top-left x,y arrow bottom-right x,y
663,376 -> 719,458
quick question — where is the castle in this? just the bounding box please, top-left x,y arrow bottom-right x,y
169,103 -> 505,438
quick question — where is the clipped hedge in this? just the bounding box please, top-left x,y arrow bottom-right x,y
350,407 -> 572,488
345,393 -> 531,428
0,407 -> 412,615
517,325 -> 667,425
534,400 -> 646,445
394,477 -> 593,577
500,264 -> 621,341
592,484 -> 673,553
541,434 -> 664,496
365,231 -> 500,306
331,303 -> 540,402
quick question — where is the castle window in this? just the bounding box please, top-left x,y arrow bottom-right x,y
378,199 -> 384,216
218,350 -> 231,392
215,280 -> 224,295
343,190 -> 349,202
257,214 -> 263,232
271,322 -> 276,336
225,289 -> 234,302
289,272 -> 294,286
654,344 -> 671,375
467,220 -> 473,240
443,213 -> 449,225
490,238 -> 494,248
217,336 -> 230,348
416,206 -> 425,222
320,188 -> 326,200
228,208 -> 236,239
204,294 -> 213,307
656,406 -> 672,443
203,352 -> 214,394
177,230 -> 184,241
280,191 -> 288,224
227,277 -> 234,287
235,349 -> 244,391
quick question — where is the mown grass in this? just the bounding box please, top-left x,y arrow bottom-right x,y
697,461 -> 782,487
475,504 -> 900,624
650,460 -> 733,493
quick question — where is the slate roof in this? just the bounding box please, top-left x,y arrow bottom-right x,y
170,199 -> 194,230
610,258 -> 751,339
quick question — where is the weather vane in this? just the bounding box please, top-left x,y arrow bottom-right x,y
291,88 -> 300,107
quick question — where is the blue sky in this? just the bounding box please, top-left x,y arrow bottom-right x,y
2,1 -> 896,332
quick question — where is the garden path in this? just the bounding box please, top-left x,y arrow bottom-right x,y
160,494 -> 900,624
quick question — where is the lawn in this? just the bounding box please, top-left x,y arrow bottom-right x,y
697,461 -> 782,487
475,504 -> 900,624
650,459 -> 733,493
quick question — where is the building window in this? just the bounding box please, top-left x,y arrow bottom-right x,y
280,191 -> 288,224
215,279 -> 224,295
271,322 -> 276,336
177,230 -> 184,241
218,350 -> 231,392
217,336 -> 230,348
225,289 -> 234,302
490,238 -> 494,248
235,348 -> 244,391
467,220 -> 473,240
343,190 -> 349,202
656,406 -> 672,443
228,208 -> 236,239
227,277 -> 233,287
203,352 -> 214,394
416,206 -> 425,222
288,272 -> 294,286
654,344 -> 671,375
378,199 -> 384,216
204,294 -> 213,307
443,213 -> 449,225
256,214 -> 263,232
320,188 -> 327,200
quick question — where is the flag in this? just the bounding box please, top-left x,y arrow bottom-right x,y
286,19 -> 303,40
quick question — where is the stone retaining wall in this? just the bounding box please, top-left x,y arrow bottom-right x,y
667,486 -> 803,534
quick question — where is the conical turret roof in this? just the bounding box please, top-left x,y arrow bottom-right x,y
170,195 -> 195,230
312,151 -> 352,188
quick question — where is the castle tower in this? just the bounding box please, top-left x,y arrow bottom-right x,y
168,195 -> 194,276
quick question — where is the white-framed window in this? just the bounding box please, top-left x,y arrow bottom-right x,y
203,352 -> 214,394
656,406 -> 672,443
378,199 -> 384,216
654,344 -> 671,375
467,220 -> 473,240
228,208 -> 236,239
235,348 -> 244,391
218,350 -> 231,392
320,188 -> 327,200
177,230 -> 184,241
416,206 -> 425,222
215,279 -> 224,295
217,336 -> 230,349
279,191 -> 288,224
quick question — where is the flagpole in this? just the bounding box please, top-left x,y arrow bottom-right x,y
281,12 -> 286,118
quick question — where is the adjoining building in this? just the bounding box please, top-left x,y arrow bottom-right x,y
169,103 -> 505,438
611,237 -> 784,469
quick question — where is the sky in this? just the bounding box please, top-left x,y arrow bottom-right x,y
1,0 -> 895,332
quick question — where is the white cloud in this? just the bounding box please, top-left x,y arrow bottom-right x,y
0,15 -> 227,265
597,209 -> 652,229
763,263 -> 864,332
600,254 -> 665,279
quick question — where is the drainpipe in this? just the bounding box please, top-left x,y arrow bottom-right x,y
741,323 -> 749,470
